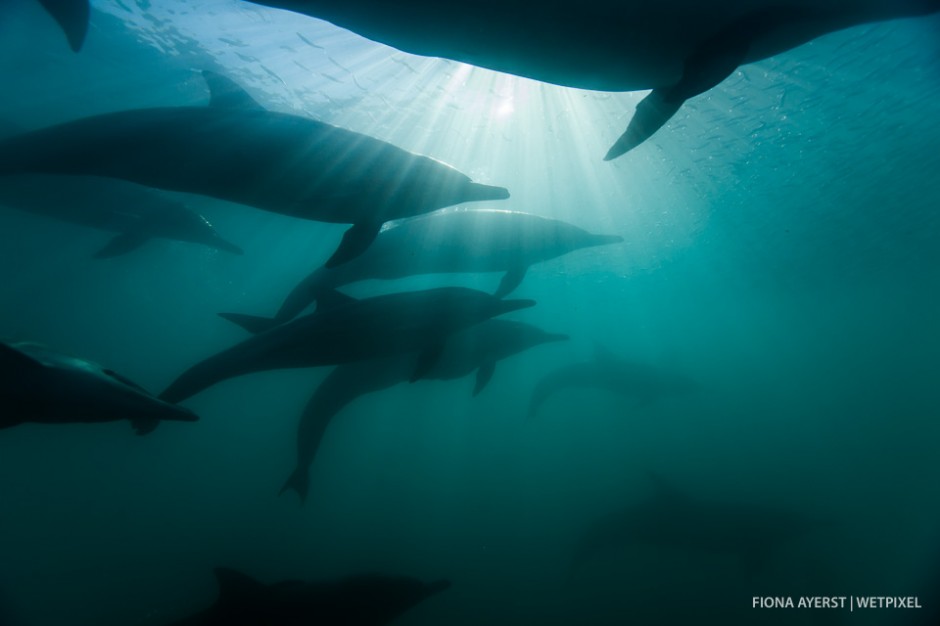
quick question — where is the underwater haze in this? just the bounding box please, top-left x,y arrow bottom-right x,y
0,1 -> 939,625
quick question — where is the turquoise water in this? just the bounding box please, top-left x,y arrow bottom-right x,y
0,1 -> 938,625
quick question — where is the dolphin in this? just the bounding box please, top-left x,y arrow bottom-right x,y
36,0 -> 89,52
160,287 -> 535,404
166,567 -> 450,626
0,174 -> 242,258
571,472 -> 827,577
250,208 -> 622,328
528,345 -> 697,419
254,319 -> 568,501
0,341 -> 198,435
0,70 -> 509,267
243,0 -> 940,159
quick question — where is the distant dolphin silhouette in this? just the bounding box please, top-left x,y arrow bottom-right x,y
251,208 -> 622,328
0,174 -> 242,258
0,70 -> 509,267
244,0 -> 940,159
571,472 -> 828,577
0,342 -> 198,435
528,346 -> 697,418
166,567 -> 450,626
160,287 -> 535,404
246,319 -> 567,501
37,0 -> 89,52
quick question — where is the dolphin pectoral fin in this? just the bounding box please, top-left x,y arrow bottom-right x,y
217,312 -> 279,335
473,361 -> 496,396
411,343 -> 444,382
38,0 -> 90,52
131,417 -> 159,436
279,467 -> 311,502
605,92 -> 682,160
325,222 -> 381,269
494,265 -> 527,298
93,232 -> 151,259
202,70 -> 266,111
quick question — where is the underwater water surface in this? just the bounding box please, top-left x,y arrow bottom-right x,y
0,1 -> 938,625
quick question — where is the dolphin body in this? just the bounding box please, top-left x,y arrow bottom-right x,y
528,346 -> 697,418
254,208 -> 622,329
167,567 -> 450,626
254,319 -> 568,501
0,342 -> 198,435
160,287 -> 535,404
245,0 -> 940,159
0,174 -> 242,258
0,71 -> 509,267
571,473 -> 825,577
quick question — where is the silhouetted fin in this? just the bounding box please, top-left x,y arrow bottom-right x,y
38,0 -> 89,52
218,312 -> 279,335
131,417 -> 159,436
326,222 -> 381,268
279,467 -> 310,502
473,361 -> 495,396
93,232 -> 151,259
316,288 -> 357,312
605,92 -> 682,160
202,70 -> 265,111
494,265 -> 527,298
214,568 -> 266,607
411,342 -> 444,382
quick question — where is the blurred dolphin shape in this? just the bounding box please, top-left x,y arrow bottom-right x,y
166,567 -> 450,626
37,0 -> 89,52
0,341 -> 198,435
0,70 -> 508,267
0,174 -> 242,258
160,287 -> 535,404
257,208 -> 622,327
244,0 -> 940,158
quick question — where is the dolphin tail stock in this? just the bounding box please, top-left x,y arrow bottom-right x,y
278,467 -> 311,502
37,0 -> 90,52
325,221 -> 381,269
92,232 -> 151,259
218,312 -> 280,335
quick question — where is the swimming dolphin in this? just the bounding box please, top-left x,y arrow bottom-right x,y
166,567 -> 450,626
0,342 -> 198,435
528,345 -> 697,419
251,208 -> 621,329
36,0 -> 89,52
0,174 -> 242,258
0,70 -> 509,267
244,0 -> 940,159
571,472 -> 827,577
255,319 -> 567,501
160,287 -> 535,404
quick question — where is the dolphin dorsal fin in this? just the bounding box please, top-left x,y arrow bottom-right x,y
202,71 -> 265,111
214,568 -> 266,606
316,289 -> 357,313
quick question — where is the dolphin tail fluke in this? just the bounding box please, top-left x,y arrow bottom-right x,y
604,92 -> 682,161
278,468 -> 310,503
325,222 -> 380,269
217,312 -> 279,335
131,417 -> 159,436
93,232 -> 151,259
38,0 -> 90,52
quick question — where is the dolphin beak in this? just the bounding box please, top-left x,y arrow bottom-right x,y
464,182 -> 510,202
496,298 -> 536,315
211,236 -> 244,255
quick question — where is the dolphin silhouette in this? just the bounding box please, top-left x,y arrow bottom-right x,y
0,342 -> 198,435
528,345 -> 697,419
244,0 -> 940,158
37,0 -> 89,52
161,287 -> 535,404
254,208 -> 622,327
166,567 -> 450,626
0,174 -> 242,258
0,70 -> 509,267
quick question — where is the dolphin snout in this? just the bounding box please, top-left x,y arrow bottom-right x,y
169,405 -> 200,422
465,182 -> 510,202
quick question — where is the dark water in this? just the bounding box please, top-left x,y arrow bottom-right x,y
0,1 -> 938,625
